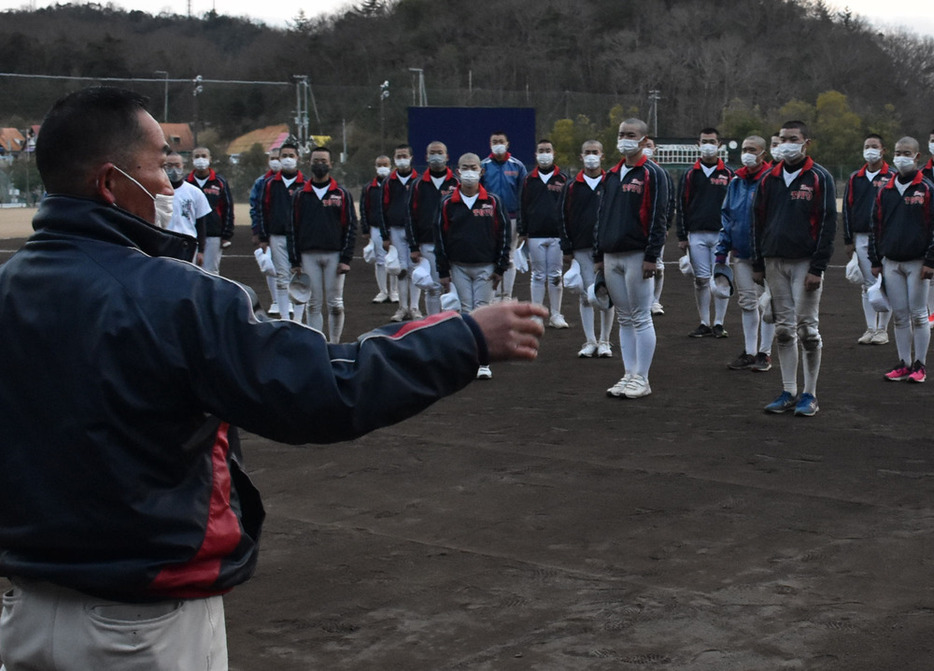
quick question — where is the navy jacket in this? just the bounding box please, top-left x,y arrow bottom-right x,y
560,170 -> 604,252
677,159 -> 733,239
288,178 -> 357,265
380,169 -> 419,235
407,168 -> 458,248
256,171 -> 306,240
595,155 -> 669,263
868,171 -> 934,265
0,196 -> 486,601
843,162 -> 895,244
435,185 -> 511,278
185,169 -> 234,239
752,157 -> 837,275
519,166 -> 569,238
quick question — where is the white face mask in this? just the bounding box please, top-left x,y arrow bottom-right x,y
699,143 -> 719,159
741,152 -> 760,168
582,154 -> 602,170
192,157 -> 210,171
770,145 -> 784,162
428,154 -> 447,167
781,142 -> 806,163
376,166 -> 391,179
893,155 -> 917,175
113,165 -> 173,228
617,137 -> 644,156
394,157 -> 411,170
929,142 -> 934,156
642,148 -> 654,159
536,152 -> 554,167
459,169 -> 480,186
491,143 -> 508,156
268,158 -> 281,172
863,148 -> 882,164
279,157 -> 298,172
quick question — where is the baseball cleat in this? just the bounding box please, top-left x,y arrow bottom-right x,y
371,291 -> 390,303
548,314 -> 570,329
596,341 -> 613,358
651,302 -> 664,316
857,329 -> 876,345
870,330 -> 889,345
688,324 -> 713,338
623,374 -> 651,399
578,341 -> 598,358
476,365 -> 493,380
712,324 -> 728,338
606,374 -> 633,398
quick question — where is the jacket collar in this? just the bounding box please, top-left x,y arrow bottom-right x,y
856,161 -> 892,178
31,195 -> 197,261
421,167 -> 456,182
271,170 -> 304,183
300,177 -> 338,193
769,156 -> 814,177
735,162 -> 771,180
450,185 -> 489,203
610,153 -> 648,174
575,170 -> 605,183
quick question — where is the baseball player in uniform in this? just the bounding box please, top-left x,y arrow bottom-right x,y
561,139 -> 613,357
186,146 -> 233,275
869,136 -> 934,383
360,155 -> 397,304
843,134 -> 896,345
481,131 -> 528,301
164,151 -> 209,265
380,145 -> 420,321
597,118 -> 669,399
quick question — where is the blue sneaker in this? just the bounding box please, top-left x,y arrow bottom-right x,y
794,392 -> 819,417
764,391 -> 797,414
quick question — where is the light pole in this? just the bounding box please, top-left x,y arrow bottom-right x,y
192,75 -> 203,146
379,80 -> 390,152
154,70 -> 169,122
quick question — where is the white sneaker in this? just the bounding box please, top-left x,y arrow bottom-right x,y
390,292 -> 400,303
578,341 -> 599,358
548,314 -> 570,329
372,291 -> 389,303
476,365 -> 493,379
409,308 -> 424,320
870,329 -> 889,345
623,374 -> 652,399
531,316 -> 544,327
857,329 -> 875,345
606,373 -> 633,398
391,308 -> 408,322
268,302 -> 280,316
651,302 -> 664,315
597,341 -> 613,358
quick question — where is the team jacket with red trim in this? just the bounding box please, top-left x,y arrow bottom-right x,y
842,162 -> 895,244
594,155 -> 669,263
752,157 -> 837,275
255,170 -> 306,240
359,176 -> 385,231
0,196 -> 488,601
560,170 -> 605,252
868,171 -> 934,266
434,185 -> 511,278
185,169 -> 234,239
676,159 -> 734,240
379,168 -> 419,236
406,168 -> 458,248
518,166 -> 570,238
288,178 -> 357,266
923,158 -> 933,183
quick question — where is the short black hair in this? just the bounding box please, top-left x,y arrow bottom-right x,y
36,87 -> 150,194
490,131 -> 509,141
537,138 -> 553,146
781,120 -> 810,139
279,141 -> 299,153
864,133 -> 884,144
394,144 -> 413,155
699,127 -> 720,138
311,146 -> 332,157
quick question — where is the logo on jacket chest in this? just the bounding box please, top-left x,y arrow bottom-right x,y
709,175 -> 730,187
904,193 -> 925,206
203,185 -> 221,197
622,179 -> 644,195
472,203 -> 495,217
323,194 -> 343,207
547,182 -> 564,193
791,184 -> 814,201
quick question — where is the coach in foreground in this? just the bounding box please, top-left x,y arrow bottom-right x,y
0,87 -> 546,669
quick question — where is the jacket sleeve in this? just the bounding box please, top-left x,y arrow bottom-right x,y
152,271 -> 485,445
404,182 -> 419,250
219,175 -> 235,240
288,191 -> 302,267
358,185 -> 369,230
676,170 -> 689,241
493,194 -> 512,276
924,184 -> 934,268
517,175 -> 530,237
249,176 -> 265,237
842,175 -> 854,246
716,180 -> 735,262
340,188 -> 357,265
868,188 -> 883,268
559,180 -> 573,253
751,175 -> 768,273
644,164 -> 669,263
434,198 -> 451,279
809,167 -> 837,276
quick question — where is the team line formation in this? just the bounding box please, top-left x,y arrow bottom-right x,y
166,119 -> 934,417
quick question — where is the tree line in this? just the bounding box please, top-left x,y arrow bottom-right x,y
1,0 -> 932,194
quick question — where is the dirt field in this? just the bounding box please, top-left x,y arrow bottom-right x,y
1,206 -> 933,670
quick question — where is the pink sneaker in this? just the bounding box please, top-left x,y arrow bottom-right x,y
884,361 -> 911,381
908,361 -> 926,383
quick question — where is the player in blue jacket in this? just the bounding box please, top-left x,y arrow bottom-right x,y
482,131 -> 528,301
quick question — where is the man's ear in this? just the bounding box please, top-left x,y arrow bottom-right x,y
95,163 -> 117,205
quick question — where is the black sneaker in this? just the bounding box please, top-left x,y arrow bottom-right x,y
689,324 -> 713,338
712,324 -> 728,338
728,352 -> 756,370
751,352 -> 772,372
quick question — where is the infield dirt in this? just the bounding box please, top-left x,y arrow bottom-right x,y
1,207 -> 932,670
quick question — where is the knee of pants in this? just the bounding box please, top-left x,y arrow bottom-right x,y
736,290 -> 758,312
910,310 -> 928,328
530,270 -> 546,284
694,277 -> 709,289
775,324 -> 796,344
328,302 -> 344,316
797,324 -> 821,350
548,272 -> 562,286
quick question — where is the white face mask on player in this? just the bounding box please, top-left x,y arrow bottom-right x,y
112,165 -> 174,229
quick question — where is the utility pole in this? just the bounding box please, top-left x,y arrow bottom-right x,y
379,80 -> 390,152
408,68 -> 427,107
154,70 -> 169,122
192,75 -> 203,146
293,75 -> 310,153
648,89 -> 661,137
